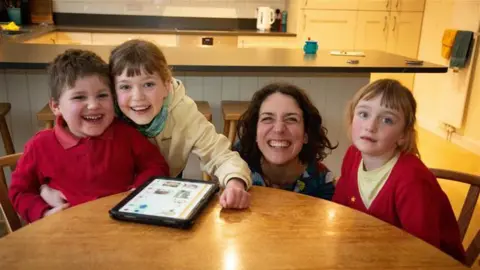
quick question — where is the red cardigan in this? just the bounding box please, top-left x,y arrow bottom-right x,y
333,146 -> 465,262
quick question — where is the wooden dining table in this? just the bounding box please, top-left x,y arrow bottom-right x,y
0,186 -> 467,269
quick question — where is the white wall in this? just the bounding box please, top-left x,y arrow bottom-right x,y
52,0 -> 287,19
414,0 -> 480,154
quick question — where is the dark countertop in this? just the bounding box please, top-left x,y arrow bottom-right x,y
0,42 -> 447,73
55,26 -> 297,37
0,24 -> 296,45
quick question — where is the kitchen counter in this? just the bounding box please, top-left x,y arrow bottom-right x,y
0,24 -> 295,44
55,26 -> 297,37
0,33 -> 447,177
0,42 -> 446,73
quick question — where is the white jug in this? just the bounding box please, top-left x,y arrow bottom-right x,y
256,7 -> 275,31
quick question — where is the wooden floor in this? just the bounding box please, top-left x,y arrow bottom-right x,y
418,128 -> 480,268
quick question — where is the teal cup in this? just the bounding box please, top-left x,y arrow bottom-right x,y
7,8 -> 22,25
303,40 -> 318,54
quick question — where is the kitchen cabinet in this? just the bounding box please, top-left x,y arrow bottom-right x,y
301,10 -> 358,50
391,0 -> 426,12
303,0 -> 358,10
91,33 -> 177,47
386,11 -> 423,58
287,0 -> 425,89
355,11 -> 422,56
55,32 -> 92,45
355,11 -> 389,51
237,36 -> 299,48
371,12 -> 423,89
357,0 -> 425,11
358,0 -> 392,11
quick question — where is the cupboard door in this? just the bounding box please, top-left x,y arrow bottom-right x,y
377,12 -> 423,89
355,11 -> 389,51
358,0 -> 391,11
387,11 -> 423,58
302,10 -> 358,50
303,0 -> 358,10
392,0 -> 426,12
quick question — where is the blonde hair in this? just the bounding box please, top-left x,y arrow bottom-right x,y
346,79 -> 419,156
109,39 -> 172,83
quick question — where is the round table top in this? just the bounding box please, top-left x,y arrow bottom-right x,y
0,186 -> 466,269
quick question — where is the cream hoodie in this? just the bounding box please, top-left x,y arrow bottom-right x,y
152,79 -> 252,188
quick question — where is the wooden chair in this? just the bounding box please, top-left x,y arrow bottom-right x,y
0,153 -> 23,235
221,101 -> 249,147
37,103 -> 54,129
36,102 -> 213,181
0,103 -> 15,155
430,168 -> 480,267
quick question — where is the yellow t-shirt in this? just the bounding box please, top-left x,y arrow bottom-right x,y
358,153 -> 400,208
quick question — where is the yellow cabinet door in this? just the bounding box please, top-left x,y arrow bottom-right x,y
303,0 -> 358,10
374,11 -> 423,89
391,0 -> 426,12
355,11 -> 389,51
302,10 -> 358,50
358,0 -> 392,11
387,11 -> 423,58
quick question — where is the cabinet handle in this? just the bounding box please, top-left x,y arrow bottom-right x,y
396,0 -> 399,8
305,0 -> 308,6
386,0 -> 389,8
303,14 -> 307,31
392,16 -> 396,31
51,38 -> 56,44
383,16 -> 387,32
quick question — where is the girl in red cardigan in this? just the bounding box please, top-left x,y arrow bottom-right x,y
333,79 -> 465,262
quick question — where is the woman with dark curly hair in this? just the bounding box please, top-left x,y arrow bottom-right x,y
235,83 -> 337,200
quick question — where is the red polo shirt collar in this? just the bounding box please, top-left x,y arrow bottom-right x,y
53,116 -> 115,149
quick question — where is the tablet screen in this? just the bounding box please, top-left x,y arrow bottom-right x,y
118,179 -> 215,220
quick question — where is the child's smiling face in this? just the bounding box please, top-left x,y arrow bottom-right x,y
50,75 -> 114,138
115,69 -> 170,125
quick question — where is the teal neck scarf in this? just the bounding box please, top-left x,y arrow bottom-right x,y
115,91 -> 172,138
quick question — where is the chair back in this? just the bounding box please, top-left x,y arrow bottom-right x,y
0,153 -> 23,234
430,168 -> 480,267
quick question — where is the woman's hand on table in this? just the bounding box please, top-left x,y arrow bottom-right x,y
40,184 -> 67,207
220,178 -> 251,209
